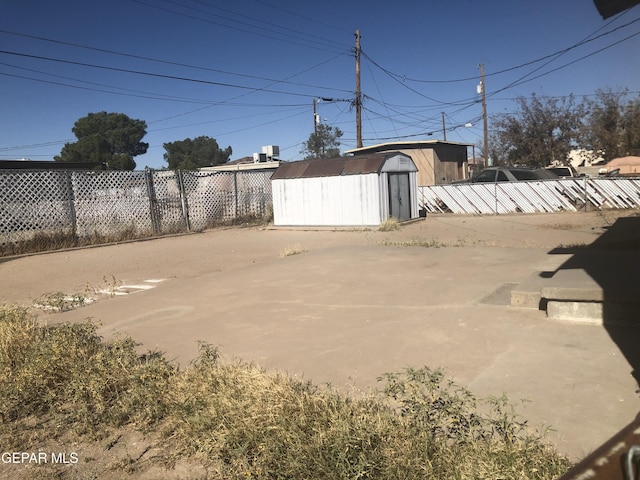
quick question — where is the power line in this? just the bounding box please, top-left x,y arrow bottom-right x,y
0,49 -> 351,99
362,50 -> 465,106
183,0 -> 349,49
363,55 -> 398,137
0,106 -> 311,154
149,105 -> 309,132
131,0 -> 347,54
362,97 -> 443,126
147,51 -> 353,125
250,0 -> 352,36
364,14 -> 640,84
361,24 -> 640,121
0,66 -> 226,105
0,139 -> 73,153
0,29 -> 351,94
487,29 -> 640,98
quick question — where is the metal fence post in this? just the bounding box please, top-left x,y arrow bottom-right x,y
176,170 -> 191,232
65,171 -> 77,238
145,169 -> 161,234
584,176 -> 589,211
234,171 -> 239,219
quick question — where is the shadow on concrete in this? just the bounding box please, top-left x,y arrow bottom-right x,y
546,213 -> 640,387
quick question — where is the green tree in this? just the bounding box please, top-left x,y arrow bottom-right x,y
580,88 -> 626,162
623,97 -> 640,156
580,88 -> 640,161
163,136 -> 232,170
301,124 -> 343,159
55,112 -> 148,170
492,94 -> 582,167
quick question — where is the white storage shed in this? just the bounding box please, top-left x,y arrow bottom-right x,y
271,152 -> 419,227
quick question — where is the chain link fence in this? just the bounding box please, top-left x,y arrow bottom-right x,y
0,168 -> 273,253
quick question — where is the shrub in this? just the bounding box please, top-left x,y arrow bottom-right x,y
0,306 -> 174,436
0,307 -> 572,479
379,217 -> 401,231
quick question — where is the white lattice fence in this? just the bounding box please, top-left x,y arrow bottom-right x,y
0,168 -> 274,248
181,170 -> 273,230
236,170 -> 273,217
0,170 -> 72,243
72,170 -> 154,237
181,171 -> 236,230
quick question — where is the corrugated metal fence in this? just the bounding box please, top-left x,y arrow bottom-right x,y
418,177 -> 640,214
0,168 -> 273,245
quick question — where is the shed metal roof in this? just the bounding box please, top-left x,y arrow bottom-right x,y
271,153 -> 411,180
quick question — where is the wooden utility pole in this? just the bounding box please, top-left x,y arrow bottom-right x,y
441,112 -> 447,141
313,98 -> 318,134
355,30 -> 362,148
480,63 -> 489,167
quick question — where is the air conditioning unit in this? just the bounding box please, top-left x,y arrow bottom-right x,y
253,153 -> 267,163
262,145 -> 280,160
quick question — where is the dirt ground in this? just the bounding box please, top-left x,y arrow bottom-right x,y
2,208 -> 640,472
1,209 -> 630,307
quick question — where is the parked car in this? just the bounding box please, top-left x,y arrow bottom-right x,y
456,166 -> 559,183
546,165 -> 579,178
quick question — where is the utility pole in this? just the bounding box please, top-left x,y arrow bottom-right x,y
313,98 -> 318,134
355,29 -> 362,148
441,112 -> 447,141
479,63 -> 489,167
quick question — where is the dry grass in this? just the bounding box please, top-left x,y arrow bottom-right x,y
0,208 -> 275,258
538,222 -> 582,230
280,243 -> 308,257
378,217 -> 401,232
31,276 -> 122,313
0,227 -> 150,257
380,237 -> 466,248
0,306 -> 572,479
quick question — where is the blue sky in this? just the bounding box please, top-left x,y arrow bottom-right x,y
1,0 -> 639,169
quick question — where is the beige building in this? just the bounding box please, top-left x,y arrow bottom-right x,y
345,140 -> 471,186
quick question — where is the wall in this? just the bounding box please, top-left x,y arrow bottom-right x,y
389,145 -> 467,186
394,149 -> 434,186
432,144 -> 468,185
272,174 -> 382,226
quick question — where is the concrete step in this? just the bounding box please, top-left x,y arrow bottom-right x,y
511,251 -> 640,325
510,272 -> 548,310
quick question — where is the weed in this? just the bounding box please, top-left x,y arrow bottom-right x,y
380,237 -> 466,248
262,203 -> 274,225
0,306 -> 174,435
32,291 -> 89,312
85,275 -> 123,297
380,366 -> 531,444
0,306 -> 573,479
539,222 -> 580,230
32,276 -> 123,312
201,210 -> 275,230
0,227 -> 155,258
379,217 -> 401,231
280,244 -> 308,257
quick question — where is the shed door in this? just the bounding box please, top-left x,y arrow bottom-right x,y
388,173 -> 411,221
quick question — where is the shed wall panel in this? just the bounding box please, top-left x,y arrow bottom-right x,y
395,149 -> 434,186
272,174 -> 382,226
